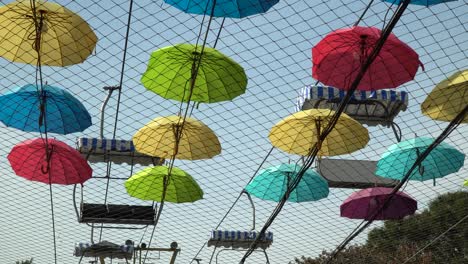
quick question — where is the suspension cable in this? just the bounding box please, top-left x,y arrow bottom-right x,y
323,105 -> 466,264
239,1 -> 414,262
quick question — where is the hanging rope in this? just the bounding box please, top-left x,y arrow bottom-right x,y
95,0 -> 135,243
141,2 -> 228,262
28,1 -> 58,263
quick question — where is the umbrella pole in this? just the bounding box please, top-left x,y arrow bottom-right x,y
48,183 -> 58,264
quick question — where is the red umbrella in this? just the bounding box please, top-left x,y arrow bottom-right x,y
340,187 -> 417,220
312,26 -> 423,91
8,138 -> 92,185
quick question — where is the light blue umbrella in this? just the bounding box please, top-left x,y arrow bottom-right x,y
376,137 -> 465,182
245,164 -> 329,202
383,0 -> 457,6
0,84 -> 92,134
164,0 -> 279,18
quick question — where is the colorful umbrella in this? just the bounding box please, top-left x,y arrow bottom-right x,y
8,138 -> 92,185
164,0 -> 279,18
133,116 -> 221,160
245,164 -> 329,202
141,43 -> 247,103
269,109 -> 369,156
125,166 -> 203,203
340,187 -> 417,220
0,0 -> 98,66
376,137 -> 465,182
383,0 -> 457,6
421,70 -> 467,123
312,26 -> 423,91
0,84 -> 92,134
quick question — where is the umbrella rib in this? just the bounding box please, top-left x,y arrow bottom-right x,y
49,95 -> 66,134
2,93 -> 31,128
21,92 -> 42,131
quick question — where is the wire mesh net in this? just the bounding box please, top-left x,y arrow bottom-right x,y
0,0 -> 466,263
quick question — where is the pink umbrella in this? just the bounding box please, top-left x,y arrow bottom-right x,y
312,26 -> 424,91
8,138 -> 92,185
340,187 -> 417,220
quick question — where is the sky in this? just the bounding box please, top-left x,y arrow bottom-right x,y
0,0 -> 467,263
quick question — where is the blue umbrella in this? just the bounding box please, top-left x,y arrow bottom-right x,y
164,0 -> 279,18
376,137 -> 465,182
383,0 -> 457,6
0,84 -> 92,134
245,164 -> 329,202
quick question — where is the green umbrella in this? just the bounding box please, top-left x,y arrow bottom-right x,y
141,43 -> 247,103
245,164 -> 329,202
376,137 -> 465,182
125,166 -> 203,203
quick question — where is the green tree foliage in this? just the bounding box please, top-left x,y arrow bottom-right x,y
293,191 -> 468,264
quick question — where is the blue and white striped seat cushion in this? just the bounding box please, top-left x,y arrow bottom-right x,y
74,242 -> 134,255
210,230 -> 273,241
295,85 -> 409,112
78,138 -> 136,152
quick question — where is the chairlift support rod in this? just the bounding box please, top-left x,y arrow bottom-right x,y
242,190 -> 256,231
100,86 -> 121,139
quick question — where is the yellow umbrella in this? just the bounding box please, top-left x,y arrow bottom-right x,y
133,116 -> 221,160
421,70 -> 468,123
0,0 -> 98,66
269,109 -> 369,156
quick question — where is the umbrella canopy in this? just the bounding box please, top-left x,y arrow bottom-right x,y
0,0 -> 98,66
8,138 -> 92,185
376,137 -> 465,182
133,115 -> 221,160
245,164 -> 329,202
164,0 -> 279,18
0,84 -> 92,134
421,70 -> 467,123
383,0 -> 457,6
269,109 -> 369,156
340,187 -> 417,220
141,43 -> 247,103
312,26 -> 423,91
125,166 -> 203,203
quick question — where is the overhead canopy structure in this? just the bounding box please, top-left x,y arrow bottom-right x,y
269,109 -> 369,157
164,0 -> 280,18
340,187 -> 417,220
318,158 -> 399,189
74,241 -> 134,260
0,0 -> 98,66
208,230 -> 273,249
77,137 -> 163,166
296,85 -> 409,127
312,26 -> 423,90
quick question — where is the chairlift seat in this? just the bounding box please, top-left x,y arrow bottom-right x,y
74,241 -> 134,259
319,158 -> 399,189
79,203 -> 156,225
208,230 -> 273,249
77,137 -> 163,166
296,85 -> 408,127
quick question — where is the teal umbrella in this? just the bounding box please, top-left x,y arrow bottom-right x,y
245,164 -> 329,202
376,137 -> 465,182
